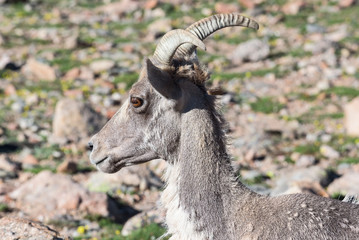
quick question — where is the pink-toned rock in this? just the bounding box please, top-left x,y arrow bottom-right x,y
339,0 -> 356,8
238,0 -> 263,9
96,0 -> 140,16
52,98 -> 106,142
344,97 -> 359,136
238,0 -> 255,9
0,155 -> 20,172
145,0 -> 158,9
22,154 -> 39,165
9,171 -> 125,221
21,58 -> 56,81
4,84 -> 16,96
282,0 -> 305,15
63,67 -> 80,81
0,216 -> 70,240
215,2 -> 240,14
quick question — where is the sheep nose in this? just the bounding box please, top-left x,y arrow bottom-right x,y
87,141 -> 94,151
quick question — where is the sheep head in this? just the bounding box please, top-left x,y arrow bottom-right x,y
89,14 -> 258,173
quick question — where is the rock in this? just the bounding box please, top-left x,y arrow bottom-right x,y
215,2 -> 240,14
339,0 -> 356,8
11,99 -> 25,113
231,39 -> 270,64
282,0 -> 305,15
327,172 -> 359,196
271,166 -> 328,196
148,18 -> 172,37
144,0 -> 158,9
240,169 -> 262,180
63,67 -> 81,81
344,97 -> 359,136
9,171 -> 126,221
52,98 -> 106,143
0,54 -> 10,69
315,79 -> 330,91
238,0 -> 258,9
21,58 -> 56,81
56,160 -> 78,174
306,24 -> 325,34
87,164 -> 163,193
0,155 -> 21,172
96,0 -> 140,16
296,155 -> 316,167
89,59 -> 115,74
4,84 -> 16,96
25,93 -> 39,106
78,66 -> 94,81
284,181 -> 329,197
0,216 -> 71,240
320,145 -> 340,159
111,92 -> 122,104
22,154 -> 39,165
121,209 -> 162,236
326,25 -> 348,42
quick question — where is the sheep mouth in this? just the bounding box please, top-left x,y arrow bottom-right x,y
93,156 -> 108,165
96,151 -> 158,173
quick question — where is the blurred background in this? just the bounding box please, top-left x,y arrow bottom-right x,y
0,0 -> 358,239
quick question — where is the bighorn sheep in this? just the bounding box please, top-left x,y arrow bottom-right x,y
89,13 -> 359,240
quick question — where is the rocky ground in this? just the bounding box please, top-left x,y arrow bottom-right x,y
0,0 -> 359,239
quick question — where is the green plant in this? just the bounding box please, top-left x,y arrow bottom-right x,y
338,157 -> 359,165
294,144 -> 320,155
33,144 -> 60,160
23,165 -> 56,174
250,97 -> 285,114
0,203 -> 10,212
325,86 -> 359,99
114,73 -> 139,90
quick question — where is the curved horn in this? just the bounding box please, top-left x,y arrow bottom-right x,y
152,29 -> 206,67
176,13 -> 259,57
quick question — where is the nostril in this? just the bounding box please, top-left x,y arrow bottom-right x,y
87,141 -> 94,151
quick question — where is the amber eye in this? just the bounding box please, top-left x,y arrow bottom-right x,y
130,97 -> 143,108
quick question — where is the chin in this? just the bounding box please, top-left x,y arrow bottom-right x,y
95,157 -> 123,173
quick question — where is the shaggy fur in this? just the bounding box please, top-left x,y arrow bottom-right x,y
89,30 -> 359,240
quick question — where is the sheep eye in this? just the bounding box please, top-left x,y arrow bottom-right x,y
130,97 -> 143,108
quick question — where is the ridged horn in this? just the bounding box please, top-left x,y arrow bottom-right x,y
176,13 -> 259,57
152,29 -> 206,67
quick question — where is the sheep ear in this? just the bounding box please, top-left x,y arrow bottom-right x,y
146,58 -> 180,99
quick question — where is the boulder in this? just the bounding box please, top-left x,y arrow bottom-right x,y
344,97 -> 359,136
89,59 -> 115,74
214,3 -> 240,14
95,0 -> 140,16
0,155 -> 21,172
0,216 -> 71,240
271,166 -> 328,196
327,171 -> 359,196
282,0 -> 305,15
52,98 -> 106,143
121,209 -> 162,236
9,171 -> 126,221
339,0 -> 356,8
231,39 -> 270,64
320,145 -> 340,159
21,58 -> 56,81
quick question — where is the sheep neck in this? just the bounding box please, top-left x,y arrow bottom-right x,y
162,102 -> 251,239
